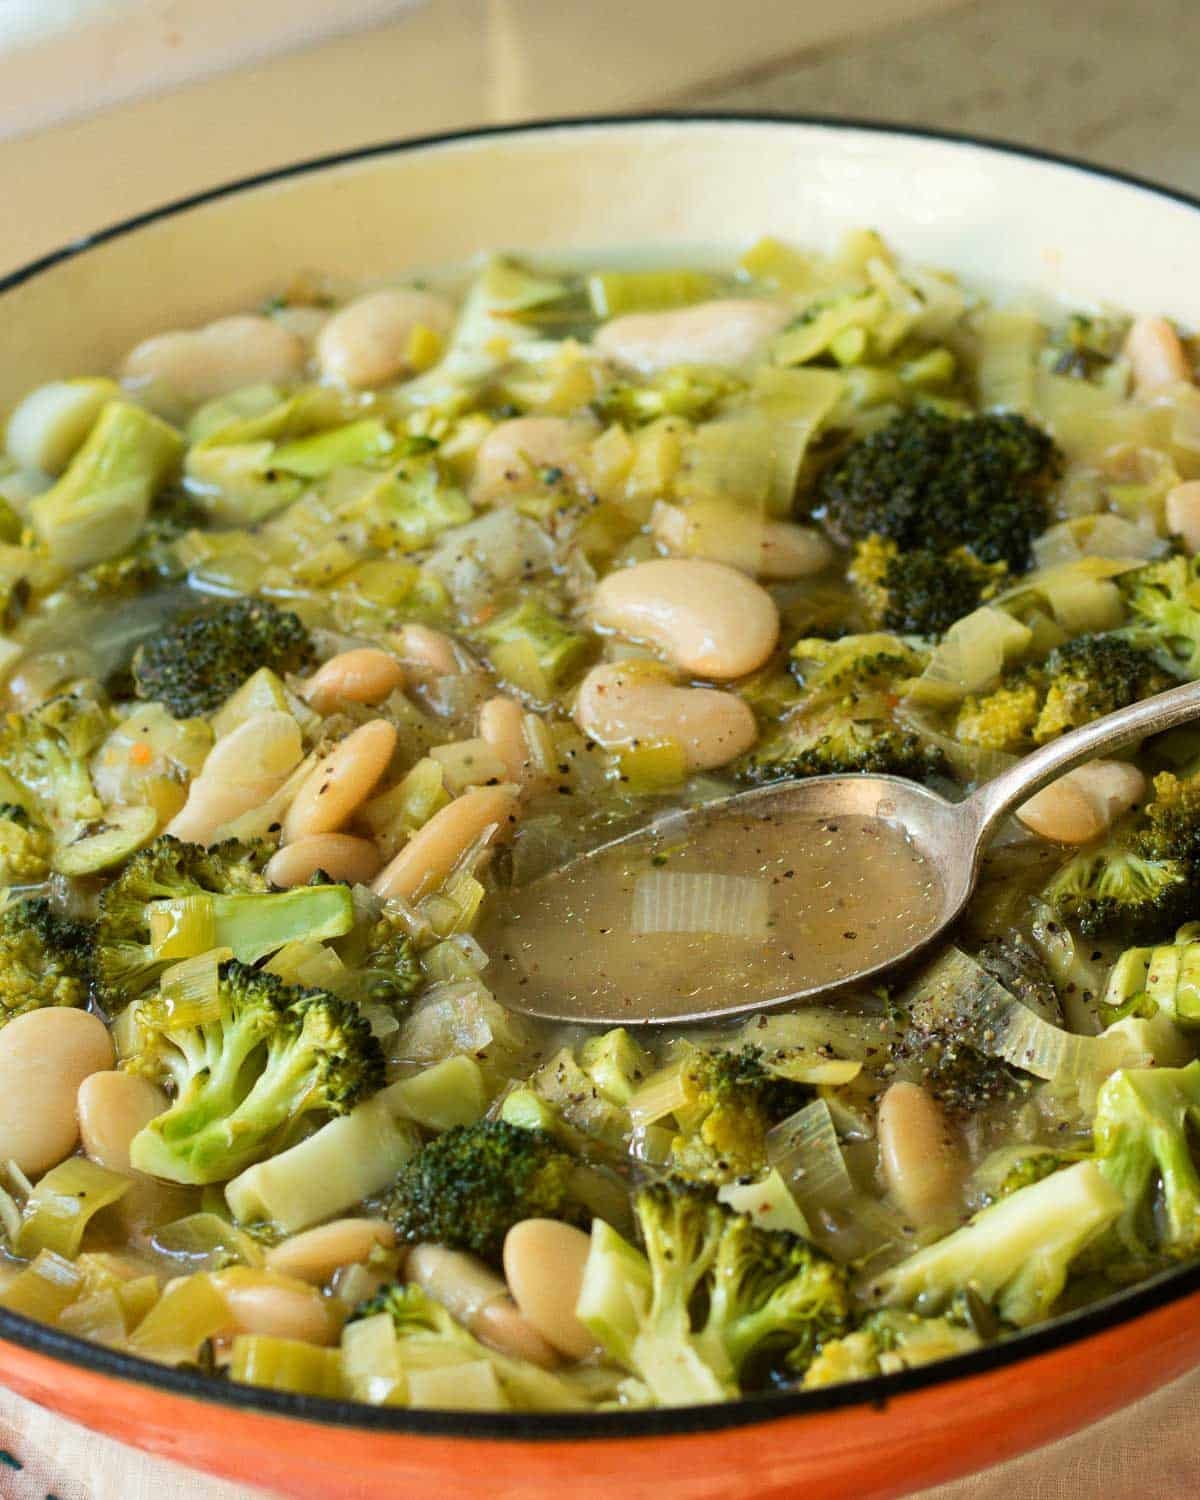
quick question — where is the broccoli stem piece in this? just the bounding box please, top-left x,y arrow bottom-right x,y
149,885 -> 355,966
859,1161 -> 1123,1327
29,401 -> 184,571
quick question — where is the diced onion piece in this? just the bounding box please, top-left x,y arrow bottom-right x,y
766,1099 -> 855,1213
906,607 -> 1032,707
341,1311 -> 404,1405
631,872 -> 768,937
17,1158 -> 131,1259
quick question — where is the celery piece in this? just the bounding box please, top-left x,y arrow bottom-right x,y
337,558 -> 422,610
360,756 -> 449,859
341,1310 -> 405,1405
30,400 -> 184,569
57,1289 -> 127,1344
226,1093 -> 422,1232
51,804 -> 158,877
773,292 -> 884,368
478,596 -> 589,700
271,418 -> 395,478
429,738 -> 508,796
587,269 -> 719,319
898,347 -> 956,389
408,1360 -> 508,1411
357,471 -> 473,555
387,1056 -> 488,1132
18,1158 -> 132,1259
612,739 -> 688,794
5,377 -> 122,475
575,1220 -> 652,1370
187,383 -> 287,445
127,1272 -> 230,1362
717,1168 -> 809,1236
230,1334 -> 345,1397
147,885 -> 355,966
579,1029 -> 652,1107
184,442 -> 303,525
152,1212 -> 264,1272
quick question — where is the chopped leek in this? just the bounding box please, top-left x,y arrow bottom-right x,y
230,1335 -> 344,1397
18,1158 -> 132,1259
630,871 -> 769,938
126,1273 -> 230,1363
5,377 -> 122,475
587,269 -> 719,319
766,1099 -> 855,1215
0,1250 -> 83,1322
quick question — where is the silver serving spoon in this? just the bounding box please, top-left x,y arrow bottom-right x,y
476,677 -> 1200,1026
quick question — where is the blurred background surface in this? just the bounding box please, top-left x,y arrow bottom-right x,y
3,0 -> 1200,277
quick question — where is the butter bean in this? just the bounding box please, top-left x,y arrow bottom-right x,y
652,504 -> 834,580
302,649 -> 406,714
212,1268 -> 335,1345
167,711 -> 303,847
77,1071 -> 167,1173
591,558 -> 779,679
593,299 -> 789,375
1125,316 -> 1192,397
0,1009 -> 114,1175
877,1082 -> 964,1231
471,416 -> 594,504
478,695 -> 533,785
123,315 -> 305,411
266,833 -> 382,889
503,1220 -> 598,1361
407,1244 -> 558,1368
373,785 -> 519,901
282,719 -> 397,843
575,662 -> 757,772
265,1219 -> 395,1284
394,623 -> 469,677
1017,760 -> 1145,845
316,288 -> 456,389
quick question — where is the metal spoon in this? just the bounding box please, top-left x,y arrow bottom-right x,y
476,677 -> 1200,1026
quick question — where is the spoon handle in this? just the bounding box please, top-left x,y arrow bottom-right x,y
961,675 -> 1200,845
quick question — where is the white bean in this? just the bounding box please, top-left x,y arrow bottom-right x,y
503,1219 -> 598,1361
574,662 -> 757,772
265,1219 -> 395,1284
478,696 -> 534,786
265,833 -> 382,889
282,719 -> 397,843
0,1009 -> 114,1175
593,299 -> 790,375
591,558 -> 779,679
316,288 -> 456,389
406,1244 -> 558,1368
877,1081 -> 964,1230
1166,481 -> 1200,554
77,1071 -> 167,1173
651,503 -> 834,580
302,649 -> 406,715
471,417 -> 594,504
393,623 -> 469,678
211,1268 -> 335,1345
1017,760 -> 1146,845
1125,316 -> 1192,397
167,711 -> 303,847
122,315 -> 305,410
372,785 -> 519,901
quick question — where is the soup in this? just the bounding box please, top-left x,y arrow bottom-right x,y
0,231 -> 1197,1410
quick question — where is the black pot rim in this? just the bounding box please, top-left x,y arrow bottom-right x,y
4,108 -> 1200,1444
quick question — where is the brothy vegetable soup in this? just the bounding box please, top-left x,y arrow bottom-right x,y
1,232 -> 1200,1410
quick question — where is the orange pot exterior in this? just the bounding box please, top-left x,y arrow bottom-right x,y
2,1283 -> 1200,1498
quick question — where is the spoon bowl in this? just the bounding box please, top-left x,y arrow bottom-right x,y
480,676 -> 1200,1025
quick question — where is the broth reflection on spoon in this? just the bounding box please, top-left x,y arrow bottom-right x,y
478,678 -> 1200,1026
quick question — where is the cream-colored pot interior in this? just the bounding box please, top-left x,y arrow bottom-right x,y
3,117 -> 1199,412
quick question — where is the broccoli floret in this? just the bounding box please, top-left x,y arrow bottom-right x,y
353,912 -> 423,1007
0,686 -> 112,839
993,1151 -> 1082,1200
1119,555 -> 1200,678
860,1161 -> 1124,1327
1043,771 -> 1200,941
127,957 -> 384,1184
1093,1060 -> 1200,1259
131,597 -> 314,718
577,1180 -> 849,1404
384,1120 -> 590,1264
0,897 -> 91,1022
0,804 -> 52,886
1035,636 -> 1175,742
850,535 -> 1005,638
96,835 -> 353,1009
955,678 -> 1042,752
802,1309 -> 983,1388
816,408 -> 1062,573
640,1046 -> 811,1185
742,720 -> 946,784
